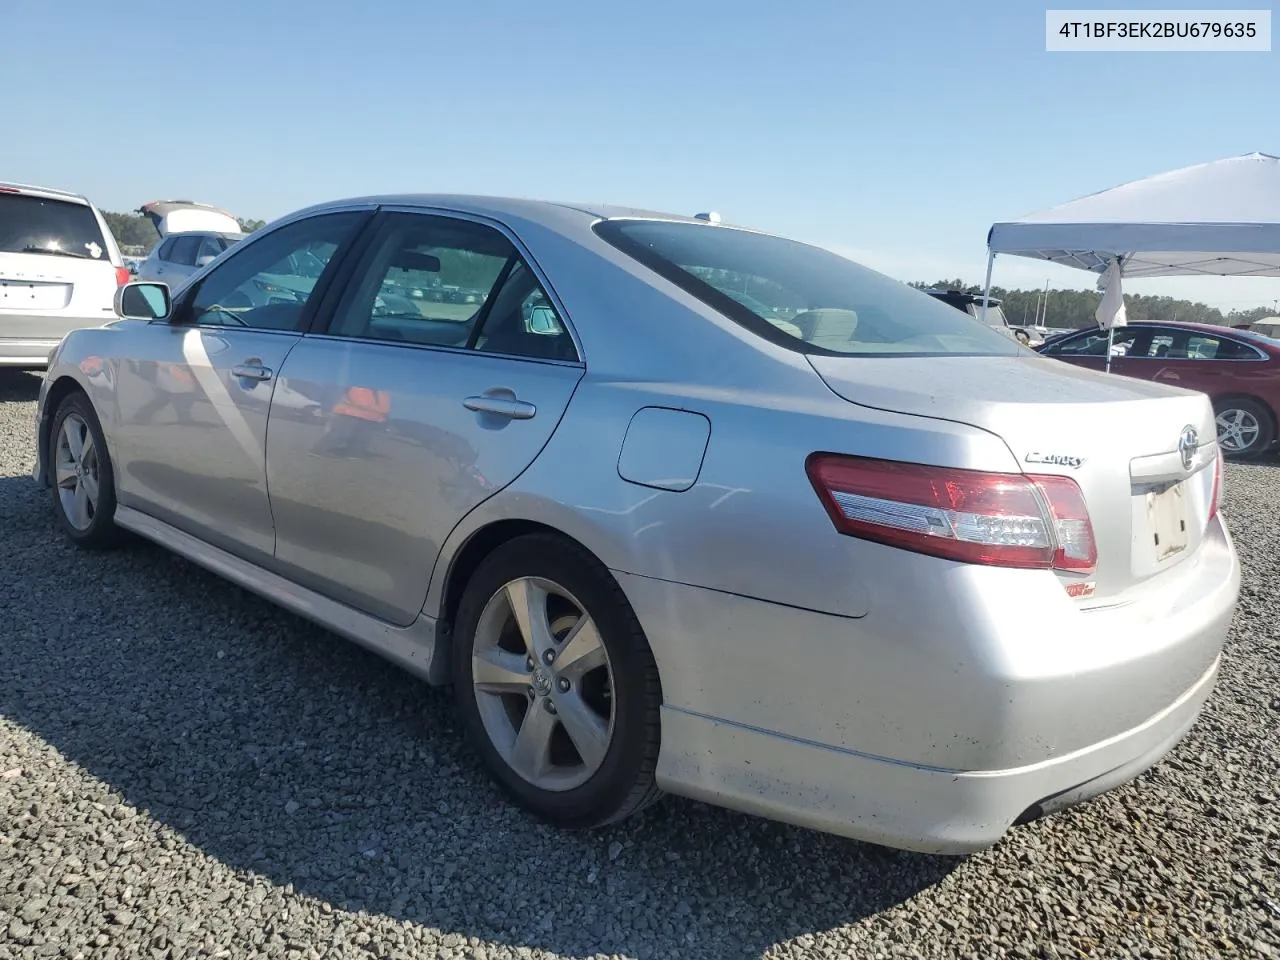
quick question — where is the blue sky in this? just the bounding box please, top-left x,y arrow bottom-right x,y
7,0 -> 1278,310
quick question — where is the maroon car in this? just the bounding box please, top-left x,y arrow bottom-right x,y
1036,320 -> 1280,459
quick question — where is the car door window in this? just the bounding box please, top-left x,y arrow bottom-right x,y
472,260 -> 578,361
168,235 -> 201,267
1049,327 -> 1143,357
329,213 -> 574,360
195,235 -> 224,265
156,237 -> 177,262
184,211 -> 365,331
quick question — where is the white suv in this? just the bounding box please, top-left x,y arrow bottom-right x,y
0,182 -> 128,369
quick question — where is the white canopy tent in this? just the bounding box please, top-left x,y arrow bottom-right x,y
980,152 -> 1280,364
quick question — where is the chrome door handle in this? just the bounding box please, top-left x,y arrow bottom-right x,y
463,395 -> 536,420
232,361 -> 273,382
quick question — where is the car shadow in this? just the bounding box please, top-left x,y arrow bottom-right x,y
0,474 -> 959,958
0,370 -> 42,403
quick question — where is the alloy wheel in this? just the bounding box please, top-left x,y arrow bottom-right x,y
1216,407 -> 1261,454
54,413 -> 101,532
471,577 -> 615,792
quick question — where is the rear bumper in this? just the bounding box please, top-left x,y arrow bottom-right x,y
0,338 -> 61,367
655,655 -> 1217,854
620,517 -> 1239,853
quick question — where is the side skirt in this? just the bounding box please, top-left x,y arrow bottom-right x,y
114,505 -> 447,684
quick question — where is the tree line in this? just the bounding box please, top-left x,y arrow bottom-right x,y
102,211 -> 267,255
911,279 -> 1277,330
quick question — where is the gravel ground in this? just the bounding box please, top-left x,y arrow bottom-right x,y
2,368 -> 1280,960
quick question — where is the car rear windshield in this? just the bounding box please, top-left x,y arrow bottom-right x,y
594,219 -> 1022,357
0,193 -> 110,261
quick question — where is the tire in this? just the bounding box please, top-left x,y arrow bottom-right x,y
1214,398 -> 1275,460
1014,329 -> 1031,345
452,533 -> 663,829
48,391 -> 123,549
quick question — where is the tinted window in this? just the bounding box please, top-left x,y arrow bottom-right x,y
1049,327 -> 1144,357
196,235 -> 224,263
186,212 -> 363,331
0,194 -> 109,260
594,219 -> 1021,357
1130,328 -> 1259,361
474,260 -> 577,361
156,237 -> 177,260
168,236 -> 201,266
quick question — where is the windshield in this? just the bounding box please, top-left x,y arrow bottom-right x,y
0,193 -> 110,260
594,220 -> 1021,357
965,303 -> 1009,328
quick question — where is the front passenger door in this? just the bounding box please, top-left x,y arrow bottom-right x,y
111,210 -> 370,566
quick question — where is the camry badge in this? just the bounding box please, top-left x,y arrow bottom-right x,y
1025,451 -> 1086,469
1178,425 -> 1198,471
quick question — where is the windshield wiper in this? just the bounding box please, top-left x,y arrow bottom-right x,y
20,244 -> 93,260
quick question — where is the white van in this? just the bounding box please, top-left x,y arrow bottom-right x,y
0,182 -> 128,369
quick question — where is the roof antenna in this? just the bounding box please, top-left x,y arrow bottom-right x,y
693,211 -> 722,223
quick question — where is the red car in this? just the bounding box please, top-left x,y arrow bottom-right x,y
1036,320 -> 1280,459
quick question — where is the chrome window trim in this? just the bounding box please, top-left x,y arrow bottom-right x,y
1125,326 -> 1269,362
301,331 -> 585,369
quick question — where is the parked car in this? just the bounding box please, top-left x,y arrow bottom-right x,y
923,288 -> 1043,346
0,181 -> 129,369
134,200 -> 245,288
1035,320 -> 1280,458
136,231 -> 243,286
31,196 -> 1238,854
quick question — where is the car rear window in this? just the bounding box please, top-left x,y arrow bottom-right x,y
593,219 -> 1021,357
0,193 -> 110,261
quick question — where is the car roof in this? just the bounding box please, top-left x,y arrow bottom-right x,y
298,194 -> 728,230
0,181 -> 91,205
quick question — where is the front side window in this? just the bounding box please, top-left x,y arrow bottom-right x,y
330,213 -> 577,360
0,194 -> 109,261
185,211 -> 364,331
594,219 -> 1022,357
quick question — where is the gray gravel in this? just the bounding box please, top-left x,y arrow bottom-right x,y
2,368 -> 1279,960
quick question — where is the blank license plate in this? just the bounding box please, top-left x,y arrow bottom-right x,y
1147,481 -> 1189,562
0,280 -> 71,310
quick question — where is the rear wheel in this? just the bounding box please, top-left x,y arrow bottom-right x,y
49,392 -> 122,549
1215,398 -> 1274,459
452,534 -> 663,829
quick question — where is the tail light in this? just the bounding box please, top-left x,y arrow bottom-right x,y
1208,445 -> 1224,521
805,454 -> 1097,574
114,266 -> 131,286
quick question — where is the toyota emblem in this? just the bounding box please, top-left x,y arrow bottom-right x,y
1178,425 -> 1198,471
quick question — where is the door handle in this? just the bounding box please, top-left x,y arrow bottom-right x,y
463,394 -> 536,420
232,360 -> 273,382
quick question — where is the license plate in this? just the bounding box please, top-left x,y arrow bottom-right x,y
0,279 -> 72,310
1146,481 -> 1189,563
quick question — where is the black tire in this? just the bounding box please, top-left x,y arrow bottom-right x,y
48,391 -> 123,549
452,533 -> 663,829
1014,329 -> 1031,345
1214,397 -> 1275,460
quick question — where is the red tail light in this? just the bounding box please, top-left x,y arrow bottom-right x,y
114,266 -> 131,287
805,454 -> 1097,574
1208,445 -> 1224,521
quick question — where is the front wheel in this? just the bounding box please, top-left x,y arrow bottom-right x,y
49,391 -> 122,549
452,534 -> 663,829
1215,398 -> 1274,460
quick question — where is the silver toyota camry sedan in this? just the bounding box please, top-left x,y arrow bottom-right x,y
31,196 -> 1240,854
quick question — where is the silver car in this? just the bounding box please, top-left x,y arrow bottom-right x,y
31,196 -> 1240,854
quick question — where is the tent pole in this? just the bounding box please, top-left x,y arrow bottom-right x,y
979,251 -> 996,325
1105,327 -> 1115,374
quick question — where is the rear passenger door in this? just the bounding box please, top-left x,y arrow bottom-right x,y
264,210 -> 585,626
1124,326 -> 1263,397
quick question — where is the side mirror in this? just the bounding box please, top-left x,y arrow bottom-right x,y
115,281 -> 172,321
525,304 -> 561,335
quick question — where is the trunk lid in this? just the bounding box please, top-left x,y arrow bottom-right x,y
139,200 -> 242,238
808,352 -> 1219,604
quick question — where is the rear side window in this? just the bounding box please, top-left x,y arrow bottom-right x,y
168,236 -> 201,266
594,219 -> 1021,357
0,193 -> 109,261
